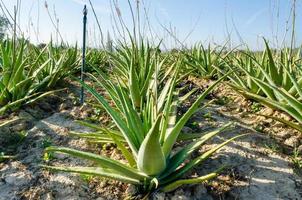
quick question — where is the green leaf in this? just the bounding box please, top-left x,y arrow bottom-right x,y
41,165 -> 142,185
162,169 -> 222,192
162,122 -> 232,178
163,73 -> 229,157
163,134 -> 247,184
45,146 -> 148,180
137,115 -> 166,175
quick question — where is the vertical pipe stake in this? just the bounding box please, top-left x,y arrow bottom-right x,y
80,5 -> 88,105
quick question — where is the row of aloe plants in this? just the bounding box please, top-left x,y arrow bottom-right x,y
44,40 -> 245,195
224,40 -> 302,132
39,36 -> 301,195
0,38 -> 80,114
183,39 -> 302,133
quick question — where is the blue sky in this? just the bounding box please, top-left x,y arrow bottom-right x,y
1,0 -> 301,50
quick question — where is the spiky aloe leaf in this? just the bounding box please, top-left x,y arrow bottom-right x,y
77,79 -> 139,156
137,115 -> 166,175
45,146 -> 148,180
42,166 -> 142,185
162,168 -> 223,192
263,39 -> 281,86
162,74 -> 229,157
257,114 -> 302,133
0,89 -> 61,114
161,122 -> 232,179
69,131 -> 124,143
104,128 -> 137,167
235,88 -> 302,123
162,134 -> 247,184
129,60 -> 141,108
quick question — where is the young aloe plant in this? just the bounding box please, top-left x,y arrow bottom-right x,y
184,43 -> 230,79
33,41 -> 80,90
44,55 -> 244,193
0,39 -> 58,113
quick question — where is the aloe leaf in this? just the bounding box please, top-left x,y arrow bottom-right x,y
161,122 -> 232,178
129,60 -> 141,108
249,76 -> 276,100
45,146 -> 148,180
257,114 -> 302,133
263,39 -> 280,85
104,128 -> 137,167
237,88 -> 302,123
283,66 -> 302,98
41,166 -> 142,185
162,134 -> 247,184
162,169 -> 222,192
274,88 -> 302,116
157,75 -> 175,112
69,131 -> 125,143
0,89 -> 61,114
162,90 -> 179,143
137,115 -> 166,175
179,88 -> 198,103
162,73 -> 229,157
77,79 -> 139,156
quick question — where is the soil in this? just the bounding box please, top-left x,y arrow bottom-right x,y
0,79 -> 301,200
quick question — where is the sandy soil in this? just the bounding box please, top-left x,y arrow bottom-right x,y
0,80 -> 301,200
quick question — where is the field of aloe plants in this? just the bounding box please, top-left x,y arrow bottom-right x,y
0,1 -> 302,200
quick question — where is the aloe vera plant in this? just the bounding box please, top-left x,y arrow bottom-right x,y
226,39 -> 302,132
184,43 -> 229,79
0,38 -> 80,114
0,39 -> 53,113
33,41 -> 80,89
85,48 -> 108,72
44,48 -> 244,193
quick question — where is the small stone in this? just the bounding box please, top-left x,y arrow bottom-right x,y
280,113 -> 291,121
152,192 -> 166,200
5,172 -> 31,186
182,126 -> 193,134
276,131 -> 291,139
262,108 -> 274,116
125,185 -> 138,196
70,107 -> 81,118
42,192 -> 54,200
236,107 -> 243,112
193,184 -> 208,196
18,111 -> 35,121
239,112 -> 248,118
59,101 -> 73,111
297,145 -> 302,154
95,198 -> 106,200
171,195 -> 190,200
54,153 -> 69,159
284,136 -> 300,148
10,121 -> 29,132
234,97 -> 241,103
39,102 -> 53,112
